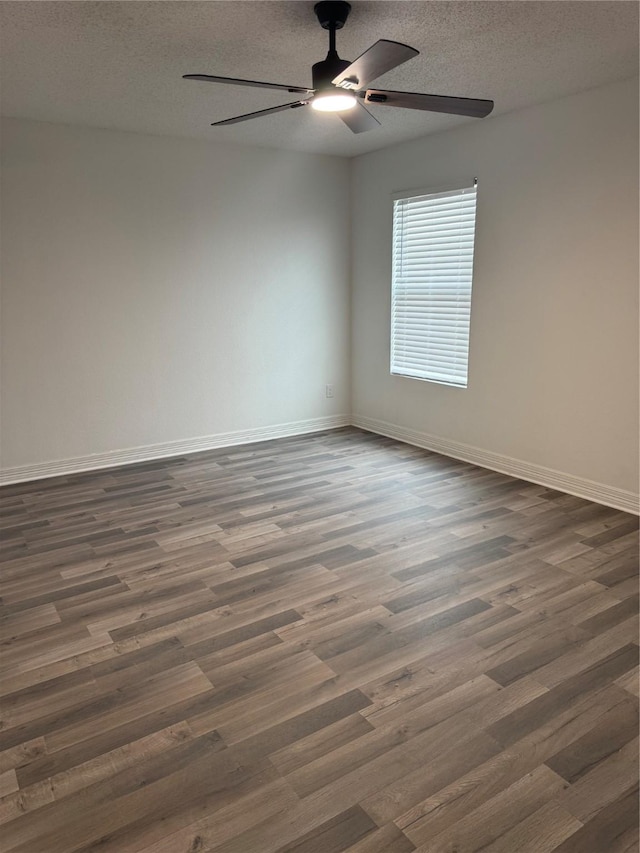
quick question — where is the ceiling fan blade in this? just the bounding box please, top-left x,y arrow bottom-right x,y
338,102 -> 381,134
211,100 -> 310,126
364,89 -> 494,118
184,74 -> 311,95
332,39 -> 418,90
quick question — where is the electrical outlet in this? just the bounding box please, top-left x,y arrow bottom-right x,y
325,384 -> 334,398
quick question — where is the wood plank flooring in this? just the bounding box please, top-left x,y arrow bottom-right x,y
0,427 -> 638,853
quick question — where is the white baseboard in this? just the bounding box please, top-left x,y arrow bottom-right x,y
351,414 -> 640,515
0,415 -> 350,486
2,412 -> 637,515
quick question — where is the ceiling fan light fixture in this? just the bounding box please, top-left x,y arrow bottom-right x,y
311,91 -> 357,112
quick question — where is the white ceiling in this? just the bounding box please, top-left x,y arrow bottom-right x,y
1,1 -> 638,158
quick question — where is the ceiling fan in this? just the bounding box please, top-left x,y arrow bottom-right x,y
184,1 -> 494,134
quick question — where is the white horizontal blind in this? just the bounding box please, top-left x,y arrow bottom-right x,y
391,183 -> 477,387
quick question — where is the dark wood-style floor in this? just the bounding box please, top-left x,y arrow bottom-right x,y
0,428 -> 638,853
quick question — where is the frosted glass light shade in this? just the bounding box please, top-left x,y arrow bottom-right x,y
312,92 -> 357,112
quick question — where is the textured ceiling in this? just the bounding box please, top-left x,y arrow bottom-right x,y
1,1 -> 638,157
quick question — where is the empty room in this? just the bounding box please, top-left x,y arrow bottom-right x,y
0,1 -> 638,851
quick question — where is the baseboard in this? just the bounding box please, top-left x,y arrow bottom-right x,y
0,415 -> 351,486
3,413 -> 637,515
351,414 -> 640,515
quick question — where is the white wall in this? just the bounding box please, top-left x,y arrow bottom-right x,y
351,77 -> 639,497
1,119 -> 350,469
3,78 -> 638,504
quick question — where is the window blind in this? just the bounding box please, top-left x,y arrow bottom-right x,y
391,182 -> 477,388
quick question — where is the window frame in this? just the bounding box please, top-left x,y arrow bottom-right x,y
390,178 -> 478,389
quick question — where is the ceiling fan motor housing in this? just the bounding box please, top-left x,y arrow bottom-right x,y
312,56 -> 351,92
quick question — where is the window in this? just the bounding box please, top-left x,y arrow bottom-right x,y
391,181 -> 478,388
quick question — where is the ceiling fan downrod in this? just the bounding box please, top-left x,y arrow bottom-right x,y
312,1 -> 353,91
